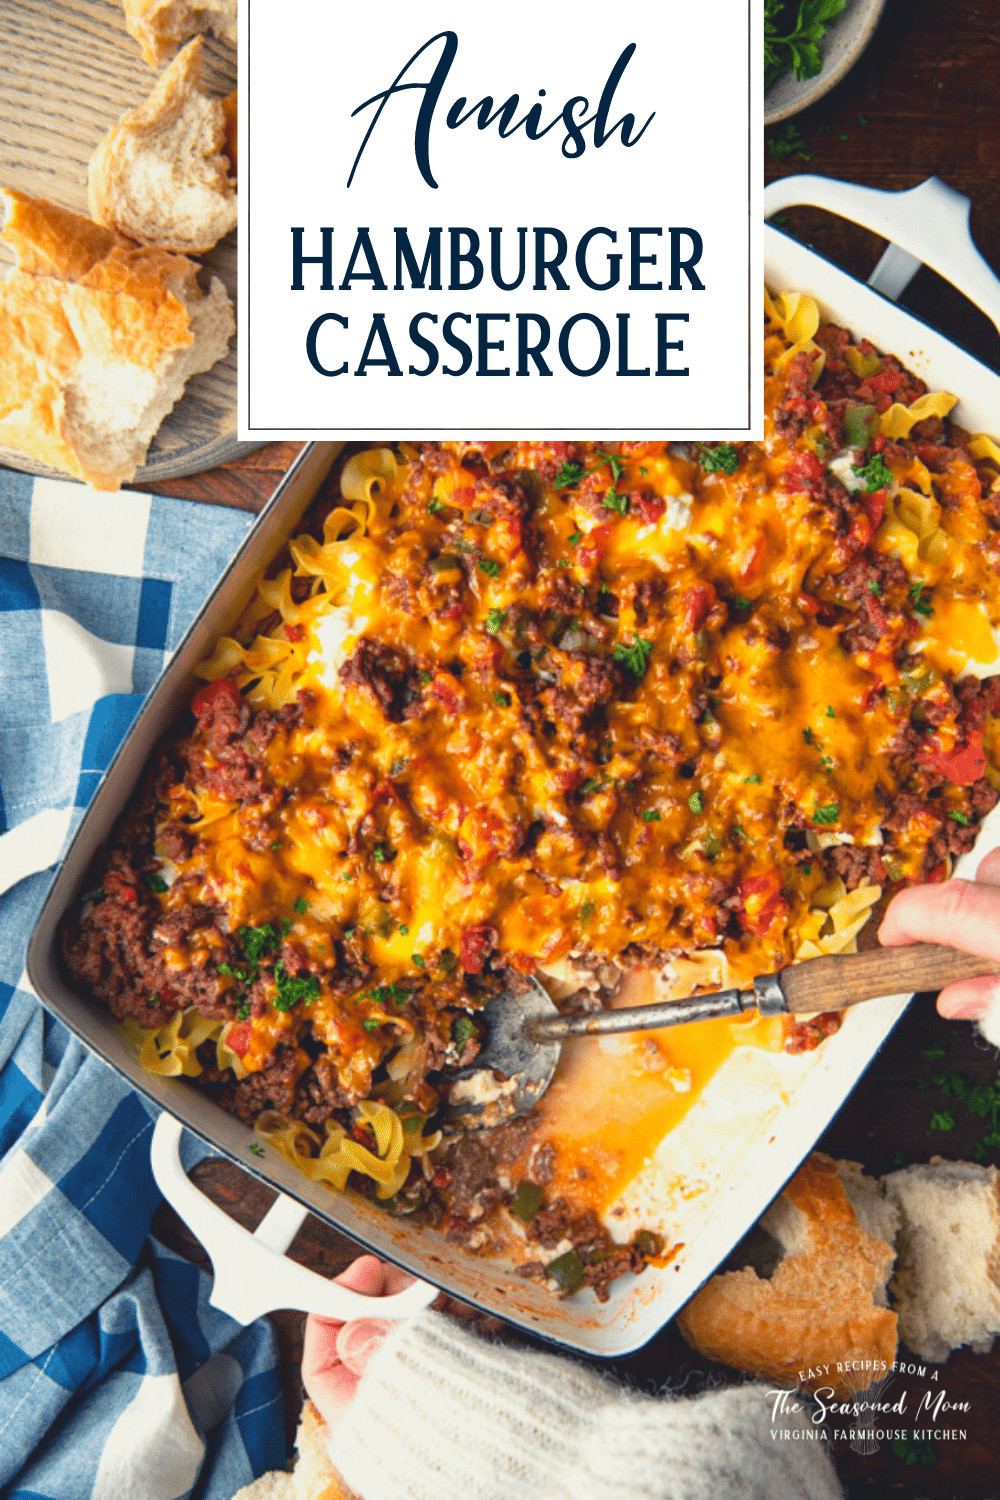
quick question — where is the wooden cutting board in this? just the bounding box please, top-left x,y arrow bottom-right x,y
0,0 -> 263,485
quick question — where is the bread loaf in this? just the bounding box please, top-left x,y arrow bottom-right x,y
676,1153 -> 899,1398
122,0 -> 237,68
233,1402 -> 358,1500
89,38 -> 237,255
0,189 -> 233,490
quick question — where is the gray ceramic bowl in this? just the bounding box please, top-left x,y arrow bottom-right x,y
765,0 -> 887,126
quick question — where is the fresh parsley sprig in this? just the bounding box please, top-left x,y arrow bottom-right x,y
696,444 -> 740,476
764,0 -> 846,93
613,635 -> 654,681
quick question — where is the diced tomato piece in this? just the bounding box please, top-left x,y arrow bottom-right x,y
796,591 -> 819,616
740,873 -> 788,938
848,513 -> 874,550
577,524 -> 611,570
918,730 -> 987,786
861,491 -> 886,532
429,674 -> 466,715
684,583 -> 717,631
634,494 -> 666,525
104,871 -> 137,903
438,599 -> 466,622
871,434 -> 886,454
863,366 -> 904,397
861,676 -> 884,712
225,1022 -> 252,1057
283,622 -> 305,642
449,486 -> 476,507
492,514 -> 523,559
738,534 -> 767,583
460,924 -> 498,974
783,452 -> 824,491
191,678 -> 242,717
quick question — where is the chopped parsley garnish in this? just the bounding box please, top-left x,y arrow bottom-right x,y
279,916 -> 292,939
929,1110 -> 955,1134
820,755 -> 834,772
557,558 -> 569,567
235,1004 -> 250,1021
580,900 -> 595,922
373,843 -> 394,864
744,773 -> 762,784
399,924 -> 409,936
642,809 -> 662,822
452,1015 -> 478,1049
269,841 -> 282,851
909,581 -> 934,618
704,830 -> 723,858
413,953 -> 426,968
485,607 -> 506,634
419,670 -> 433,684
765,0 -> 846,92
735,821 -> 753,843
553,450 -> 627,491
601,490 -> 629,516
696,443 -> 739,476
239,922 -> 281,969
687,791 -> 703,814
767,121 -> 813,163
273,962 -> 320,1012
362,1017 -> 381,1032
144,873 -> 168,893
568,531 -> 582,546
867,579 -> 882,595
888,1430 -> 938,1469
428,495 -> 448,515
613,635 -> 653,680
811,803 -> 840,825
249,1142 -> 264,1158
580,776 -> 605,795
148,993 -> 159,1007
293,896 -> 309,914
802,863 -> 812,874
494,691 -> 511,707
477,556 -> 502,578
826,705 -> 836,718
803,727 -> 815,745
733,596 -> 751,611
949,810 -> 971,825
852,452 -> 892,493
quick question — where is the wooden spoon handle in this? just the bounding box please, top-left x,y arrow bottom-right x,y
777,943 -> 1000,1015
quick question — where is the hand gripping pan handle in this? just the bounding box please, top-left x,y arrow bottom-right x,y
151,1113 -> 438,1325
762,174 -> 1000,331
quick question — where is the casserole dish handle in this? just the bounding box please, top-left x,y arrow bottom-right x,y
762,175 -> 1000,331
151,1114 -> 439,1325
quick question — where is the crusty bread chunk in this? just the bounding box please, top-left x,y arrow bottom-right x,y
89,39 -> 237,255
0,189 -> 233,490
234,1403 -> 358,1500
677,1153 -> 899,1398
122,0 -> 236,68
884,1158 -> 1000,1362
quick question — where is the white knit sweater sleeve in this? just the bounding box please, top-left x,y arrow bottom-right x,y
328,1310 -> 843,1500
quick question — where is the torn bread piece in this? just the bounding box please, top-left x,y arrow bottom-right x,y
122,0 -> 236,68
884,1158 -> 1000,1362
233,1402 -> 357,1500
676,1153 -> 899,1398
0,190 -> 234,491
89,38 -> 237,255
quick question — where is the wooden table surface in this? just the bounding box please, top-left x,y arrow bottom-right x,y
43,0 -> 1000,1493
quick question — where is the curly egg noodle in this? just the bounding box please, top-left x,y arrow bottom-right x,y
88,285 -> 1000,1256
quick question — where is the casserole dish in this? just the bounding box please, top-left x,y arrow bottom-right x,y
26,176 -> 1000,1356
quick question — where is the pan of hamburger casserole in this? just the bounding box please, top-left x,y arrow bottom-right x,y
25,175 -> 1000,1356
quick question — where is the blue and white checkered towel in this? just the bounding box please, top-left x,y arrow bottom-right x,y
0,470 -> 287,1499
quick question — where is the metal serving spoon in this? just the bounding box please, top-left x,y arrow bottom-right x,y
440,942 -> 1000,1132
